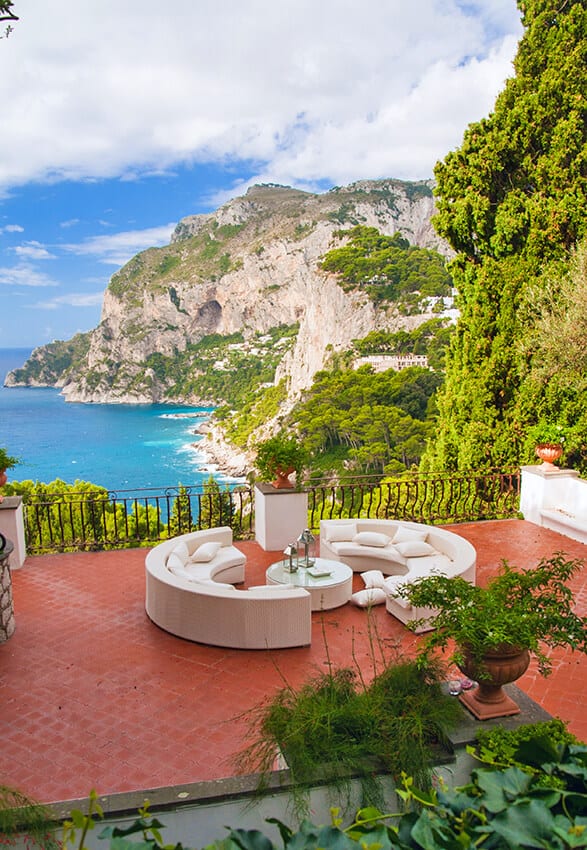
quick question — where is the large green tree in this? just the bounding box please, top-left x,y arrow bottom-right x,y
424,0 -> 587,471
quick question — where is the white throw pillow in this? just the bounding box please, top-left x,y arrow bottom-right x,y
350,588 -> 387,607
392,526 -> 428,544
166,555 -> 195,580
325,523 -> 357,543
353,531 -> 391,548
191,541 -> 222,563
171,541 -> 190,565
394,540 -> 437,558
167,552 -> 186,572
361,569 -> 386,588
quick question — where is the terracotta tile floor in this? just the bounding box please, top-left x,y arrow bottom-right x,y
1,519 -> 586,805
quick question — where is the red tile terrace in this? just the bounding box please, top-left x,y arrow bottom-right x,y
1,519 -> 586,807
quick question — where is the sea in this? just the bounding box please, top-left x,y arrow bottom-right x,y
0,347 -> 240,493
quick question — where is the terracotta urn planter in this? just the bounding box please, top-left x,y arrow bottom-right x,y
272,466 -> 295,489
457,645 -> 531,720
535,443 -> 563,468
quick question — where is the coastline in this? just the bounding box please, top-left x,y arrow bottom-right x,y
192,422 -> 252,480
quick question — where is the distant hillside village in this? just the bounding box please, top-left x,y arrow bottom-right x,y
354,353 -> 429,372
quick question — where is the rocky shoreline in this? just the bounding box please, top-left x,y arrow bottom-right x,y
192,422 -> 252,480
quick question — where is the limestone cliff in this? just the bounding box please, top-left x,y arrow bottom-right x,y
6,179 -> 451,404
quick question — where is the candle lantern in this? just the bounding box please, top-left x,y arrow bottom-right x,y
283,542 -> 299,573
297,528 -> 316,567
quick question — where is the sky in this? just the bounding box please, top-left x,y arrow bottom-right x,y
0,0 -> 523,350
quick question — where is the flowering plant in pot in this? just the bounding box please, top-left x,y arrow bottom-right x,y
0,448 -> 19,472
395,555 -> 587,719
528,421 -> 568,466
0,448 -> 19,500
254,433 -> 306,489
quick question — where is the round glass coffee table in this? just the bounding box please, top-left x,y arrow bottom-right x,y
266,557 -> 353,610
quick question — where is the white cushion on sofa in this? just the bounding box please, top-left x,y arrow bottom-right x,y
324,522 -> 357,543
351,588 -> 387,607
167,552 -> 189,573
395,540 -> 437,558
191,541 -> 222,562
392,526 -> 428,544
171,541 -> 190,565
361,569 -> 386,589
353,531 -> 391,548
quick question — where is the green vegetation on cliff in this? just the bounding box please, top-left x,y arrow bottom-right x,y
426,0 -> 587,472
7,333 -> 91,386
321,225 -> 452,310
290,364 -> 441,476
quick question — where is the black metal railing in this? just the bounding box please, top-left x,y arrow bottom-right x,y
306,469 -> 520,528
22,469 -> 520,554
23,484 -> 255,554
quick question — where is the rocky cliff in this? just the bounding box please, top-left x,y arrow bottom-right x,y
6,179 -> 451,405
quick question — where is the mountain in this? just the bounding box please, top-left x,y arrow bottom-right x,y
6,179 -> 452,406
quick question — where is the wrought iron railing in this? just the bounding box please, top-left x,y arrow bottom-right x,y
306,469 -> 520,527
23,484 -> 255,554
22,470 -> 520,554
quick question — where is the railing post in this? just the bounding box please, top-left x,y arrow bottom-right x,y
0,496 -> 27,568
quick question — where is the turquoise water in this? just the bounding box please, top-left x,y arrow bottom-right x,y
0,348 -> 234,492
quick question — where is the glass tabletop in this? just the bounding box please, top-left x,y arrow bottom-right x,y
266,557 -> 351,587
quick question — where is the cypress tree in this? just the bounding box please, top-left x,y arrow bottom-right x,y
425,0 -> 587,471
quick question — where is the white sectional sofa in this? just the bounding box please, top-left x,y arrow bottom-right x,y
145,527 -> 312,649
319,519 -> 476,629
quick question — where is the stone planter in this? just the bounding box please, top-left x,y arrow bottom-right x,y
535,443 -> 563,468
458,645 -> 530,720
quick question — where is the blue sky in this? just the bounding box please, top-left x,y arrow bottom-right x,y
0,0 -> 523,350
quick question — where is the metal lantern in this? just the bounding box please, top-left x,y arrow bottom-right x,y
283,542 -> 299,573
297,528 -> 316,567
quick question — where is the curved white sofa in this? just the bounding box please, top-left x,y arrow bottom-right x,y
145,527 -> 312,649
319,519 -> 476,629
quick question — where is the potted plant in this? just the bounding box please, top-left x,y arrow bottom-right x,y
528,421 -> 567,467
254,433 -> 306,489
0,447 -> 19,493
395,554 -> 587,720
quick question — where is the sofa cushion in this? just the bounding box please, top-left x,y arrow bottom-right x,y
171,541 -> 190,565
324,522 -> 357,543
351,588 -> 387,607
395,540 -> 437,558
361,569 -> 386,589
191,541 -> 222,563
392,526 -> 428,544
167,552 -> 189,573
332,541 -> 407,567
353,531 -> 391,548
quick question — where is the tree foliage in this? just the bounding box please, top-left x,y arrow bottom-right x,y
0,0 -> 18,38
291,365 -> 441,476
426,0 -> 587,471
320,225 -> 452,307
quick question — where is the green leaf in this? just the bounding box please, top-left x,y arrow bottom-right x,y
227,828 -> 276,850
489,799 -> 558,847
473,767 -> 533,813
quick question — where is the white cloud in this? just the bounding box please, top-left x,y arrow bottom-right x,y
1,224 -> 25,233
0,0 -> 523,192
12,241 -> 56,260
62,224 -> 177,266
60,218 -> 80,229
33,292 -> 104,310
0,264 -> 58,287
